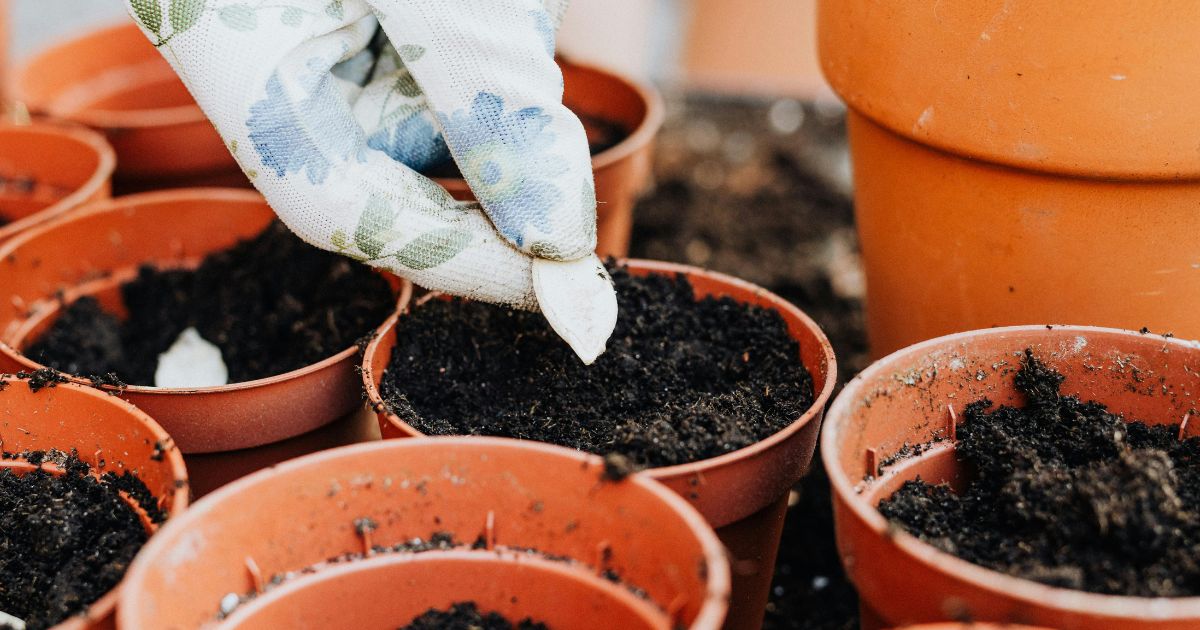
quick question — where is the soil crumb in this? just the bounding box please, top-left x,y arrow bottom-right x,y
0,451 -> 157,630
880,350 -> 1200,597
381,264 -> 814,468
398,602 -> 547,630
26,221 -> 395,386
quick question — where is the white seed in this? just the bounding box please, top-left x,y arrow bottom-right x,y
155,327 -> 229,388
533,255 -> 618,365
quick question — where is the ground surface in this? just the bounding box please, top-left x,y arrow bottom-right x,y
629,95 -> 862,629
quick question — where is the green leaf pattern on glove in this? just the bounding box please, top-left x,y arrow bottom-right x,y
125,0 -> 594,309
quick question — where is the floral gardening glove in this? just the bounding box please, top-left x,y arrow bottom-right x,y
125,0 -> 617,361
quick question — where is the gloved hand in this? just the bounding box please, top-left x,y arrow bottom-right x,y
125,0 -> 600,310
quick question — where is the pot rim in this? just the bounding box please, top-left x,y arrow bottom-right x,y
0,187 -> 413,396
432,56 -> 666,192
0,374 -> 190,630
0,121 -> 116,242
117,436 -> 732,630
13,22 -> 209,131
363,258 -> 837,485
821,324 -> 1200,619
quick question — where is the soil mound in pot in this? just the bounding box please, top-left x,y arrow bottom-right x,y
880,350 -> 1200,597
381,264 -> 814,468
27,221 -> 395,386
398,602 -> 547,630
0,450 -> 163,630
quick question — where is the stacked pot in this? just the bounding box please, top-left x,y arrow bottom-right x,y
819,1 -> 1200,357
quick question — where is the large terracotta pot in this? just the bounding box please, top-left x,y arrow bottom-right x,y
0,121 -> 114,245
823,325 -> 1200,629
818,1 -> 1200,356
434,56 -> 663,258
0,188 -> 408,455
363,260 -> 838,630
118,438 -> 730,629
13,22 -> 245,192
0,374 -> 189,630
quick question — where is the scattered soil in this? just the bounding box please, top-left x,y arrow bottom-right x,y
398,602 -> 547,630
0,450 -> 158,630
422,114 -> 626,179
25,221 -> 395,386
880,350 -> 1200,597
381,264 -> 814,469
763,459 -> 859,630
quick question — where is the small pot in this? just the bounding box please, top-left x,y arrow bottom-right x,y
0,188 -> 409,453
823,325 -> 1200,629
434,57 -> 664,258
118,437 -> 730,629
363,259 -> 837,630
0,121 -> 114,246
0,373 -> 189,630
818,2 -> 1200,356
13,22 -> 244,191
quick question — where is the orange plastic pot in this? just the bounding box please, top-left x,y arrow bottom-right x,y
823,325 -> 1200,629
13,22 -> 244,191
0,374 -> 188,630
364,259 -> 837,630
434,57 -> 663,258
118,437 -> 730,629
0,121 -> 115,245
0,188 -> 409,454
818,2 -> 1200,356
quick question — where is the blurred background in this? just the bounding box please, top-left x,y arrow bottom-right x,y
10,2 -> 862,628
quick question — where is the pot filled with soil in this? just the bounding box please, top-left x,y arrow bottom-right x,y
819,2 -> 1200,356
13,22 -> 245,192
823,325 -> 1200,629
0,121 -> 115,246
424,56 -> 663,258
118,437 -> 730,629
0,188 -> 408,455
363,259 -> 837,630
0,371 -> 188,630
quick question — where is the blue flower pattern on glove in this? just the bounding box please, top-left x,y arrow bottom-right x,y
247,70 -> 364,185
438,91 -> 565,247
367,111 -> 448,171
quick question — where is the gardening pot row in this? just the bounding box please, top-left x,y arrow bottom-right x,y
0,188 -> 837,629
0,374 -> 730,629
11,22 -> 661,258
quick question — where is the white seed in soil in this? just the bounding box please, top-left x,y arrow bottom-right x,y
532,254 -> 618,365
154,327 -> 229,388
0,611 -> 24,630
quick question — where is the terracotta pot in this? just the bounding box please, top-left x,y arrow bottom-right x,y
0,373 -> 188,630
434,57 -> 663,259
818,2 -> 1200,356
363,259 -> 837,630
0,188 -> 409,454
118,437 -> 730,629
893,626 -> 1051,630
0,121 -> 114,245
13,22 -> 245,191
822,325 -> 1200,629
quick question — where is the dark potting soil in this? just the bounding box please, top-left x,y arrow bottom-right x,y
26,221 -> 395,386
398,602 -> 548,630
880,350 -> 1200,597
763,461 -> 859,630
0,451 -> 158,630
381,265 -> 815,469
